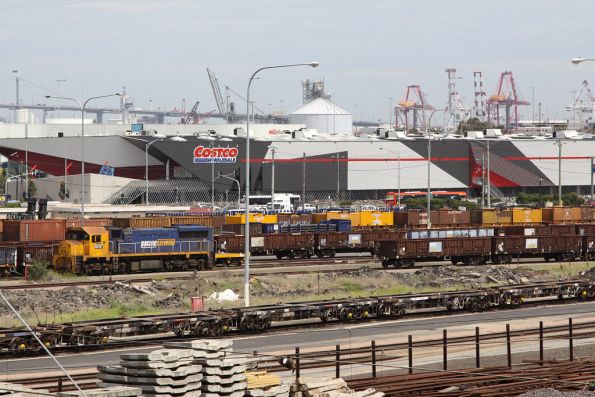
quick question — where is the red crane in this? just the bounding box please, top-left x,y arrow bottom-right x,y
395,85 -> 434,131
487,71 -> 530,129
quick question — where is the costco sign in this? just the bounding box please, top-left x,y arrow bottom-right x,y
193,146 -> 238,164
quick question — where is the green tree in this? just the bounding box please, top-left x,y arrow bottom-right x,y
457,117 -> 492,134
562,192 -> 584,206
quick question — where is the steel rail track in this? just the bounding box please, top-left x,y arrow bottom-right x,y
4,290 -> 594,359
0,255 -> 589,291
18,320 -> 595,393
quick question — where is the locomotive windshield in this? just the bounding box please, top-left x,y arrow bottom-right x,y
66,230 -> 88,241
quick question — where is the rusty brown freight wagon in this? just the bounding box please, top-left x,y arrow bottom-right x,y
376,237 -> 491,268
491,235 -> 581,263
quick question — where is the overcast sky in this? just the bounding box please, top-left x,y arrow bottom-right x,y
1,0 -> 594,123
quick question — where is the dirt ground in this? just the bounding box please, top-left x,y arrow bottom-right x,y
1,263 -> 593,327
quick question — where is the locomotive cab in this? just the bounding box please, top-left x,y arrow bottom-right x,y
53,227 -> 110,274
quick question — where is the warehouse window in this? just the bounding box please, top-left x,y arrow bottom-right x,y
92,235 -> 101,243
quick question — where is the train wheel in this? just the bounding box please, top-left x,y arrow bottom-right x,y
451,259 -> 459,266
339,308 -> 353,321
239,318 -> 248,332
275,253 -> 284,260
392,304 -> 404,317
329,251 -> 336,258
316,251 -> 324,258
10,338 -> 28,354
381,260 -> 390,269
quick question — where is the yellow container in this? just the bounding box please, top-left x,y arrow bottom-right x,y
495,209 -> 512,224
530,209 -> 543,224
360,211 -> 384,226
348,212 -> 361,227
312,213 -> 327,223
226,213 -> 277,224
481,209 -> 498,225
512,208 -> 534,224
327,211 -> 351,221
380,211 -> 394,226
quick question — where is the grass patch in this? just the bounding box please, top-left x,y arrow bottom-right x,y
521,262 -> 593,279
49,302 -> 162,324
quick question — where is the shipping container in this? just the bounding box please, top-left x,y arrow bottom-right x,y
495,209 -> 512,225
511,208 -> 542,224
380,211 -> 394,227
438,210 -> 470,226
64,218 -> 112,229
579,207 -> 594,222
225,214 -> 278,224
277,214 -> 292,224
112,217 -> 172,229
222,223 -> 262,235
394,210 -> 439,228
542,207 -> 574,223
290,214 -> 313,224
570,207 -> 582,222
3,219 -> 66,242
470,209 -> 498,225
170,216 -> 213,227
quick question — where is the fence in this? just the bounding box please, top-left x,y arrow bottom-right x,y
250,318 -> 591,380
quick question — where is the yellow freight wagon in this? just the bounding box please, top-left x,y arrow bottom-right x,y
511,208 -> 542,224
380,211 -> 394,227
360,211 -> 386,226
226,214 -> 278,225
312,213 -> 327,223
495,209 -> 512,225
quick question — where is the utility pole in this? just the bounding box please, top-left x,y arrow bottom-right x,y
538,102 -> 542,123
388,97 -> 393,128
481,154 -> 486,208
302,153 -> 306,211
397,152 -> 401,208
556,140 -> 563,206
271,146 -> 276,211
336,153 -> 340,200
531,87 -> 535,126
486,140 -> 491,208
591,157 -> 594,203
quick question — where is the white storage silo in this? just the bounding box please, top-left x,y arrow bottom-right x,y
289,98 -> 352,135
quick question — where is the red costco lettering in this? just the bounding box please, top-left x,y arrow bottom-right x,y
193,146 -> 238,158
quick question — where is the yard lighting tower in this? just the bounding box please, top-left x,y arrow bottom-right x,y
45,93 -> 120,226
244,61 -> 319,307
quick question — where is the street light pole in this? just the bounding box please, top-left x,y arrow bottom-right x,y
591,157 -> 594,203
45,93 -> 120,226
486,139 -> 491,208
271,146 -> 276,211
145,139 -> 164,205
426,108 -> 447,229
244,61 -> 319,307
556,140 -> 563,206
217,171 -> 241,208
336,153 -> 340,201
380,147 -> 401,208
388,97 -> 393,128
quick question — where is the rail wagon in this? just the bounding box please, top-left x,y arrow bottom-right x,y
376,237 -> 493,268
